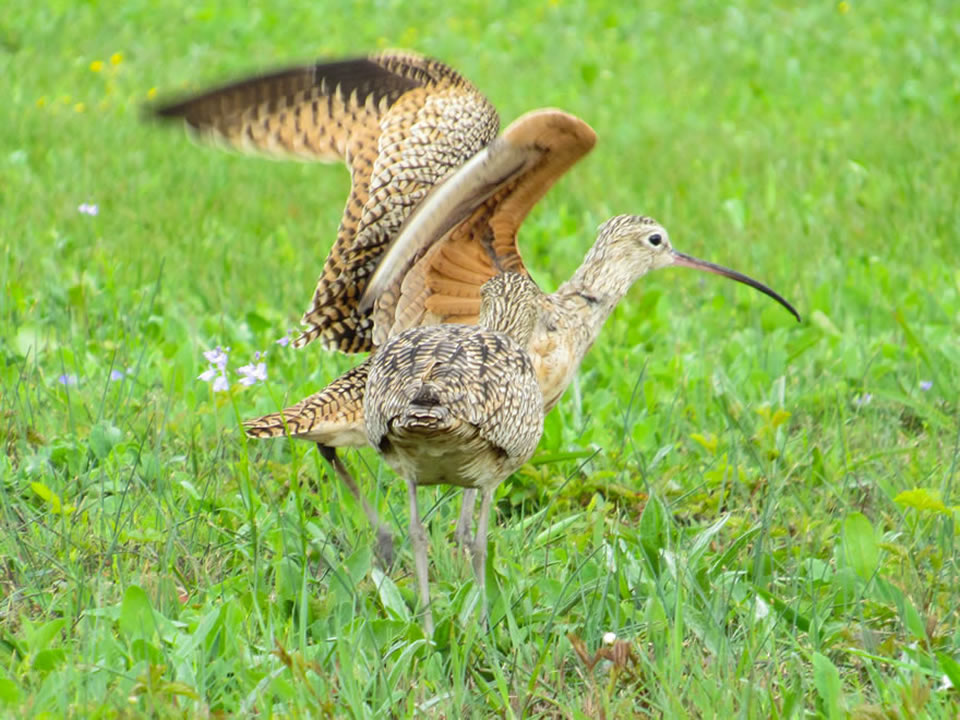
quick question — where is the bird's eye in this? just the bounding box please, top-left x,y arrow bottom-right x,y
648,233 -> 662,247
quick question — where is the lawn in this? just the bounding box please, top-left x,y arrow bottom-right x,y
2,0 -> 959,716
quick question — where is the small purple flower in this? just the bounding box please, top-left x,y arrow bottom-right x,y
78,203 -> 99,216
198,346 -> 231,392
203,346 -> 229,369
854,393 -> 873,407
57,373 -> 78,386
276,329 -> 298,347
919,380 -> 932,392
237,360 -> 267,387
109,369 -> 125,381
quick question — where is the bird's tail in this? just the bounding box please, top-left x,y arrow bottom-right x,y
390,382 -> 457,435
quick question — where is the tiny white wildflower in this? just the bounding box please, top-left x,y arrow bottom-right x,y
602,632 -> 617,645
78,203 -> 99,216
212,374 -> 230,393
198,367 -> 218,382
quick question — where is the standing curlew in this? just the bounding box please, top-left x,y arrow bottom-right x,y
153,52 -> 588,554
364,271 -> 543,633
245,211 -> 799,604
156,50 -> 799,554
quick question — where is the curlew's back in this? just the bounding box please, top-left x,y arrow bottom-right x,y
364,323 -> 542,489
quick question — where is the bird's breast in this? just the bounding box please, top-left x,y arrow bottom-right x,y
531,329 -> 578,412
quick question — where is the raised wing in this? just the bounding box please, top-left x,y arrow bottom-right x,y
153,51 -> 500,353
361,109 -> 597,346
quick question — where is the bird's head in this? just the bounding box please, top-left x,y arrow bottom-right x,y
590,214 -> 800,321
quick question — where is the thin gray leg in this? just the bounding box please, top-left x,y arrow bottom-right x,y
318,444 -> 395,566
453,489 -> 477,546
407,478 -> 434,635
472,487 -> 495,627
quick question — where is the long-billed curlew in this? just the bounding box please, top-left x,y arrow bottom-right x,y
364,271 -> 543,633
157,50 -> 800,557
155,51 -> 596,555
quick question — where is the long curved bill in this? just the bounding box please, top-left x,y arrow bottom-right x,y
670,251 -> 800,322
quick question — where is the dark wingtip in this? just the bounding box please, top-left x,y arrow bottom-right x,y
140,93 -> 193,125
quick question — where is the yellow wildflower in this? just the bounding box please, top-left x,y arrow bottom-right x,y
110,52 -> 123,66
36,97 -> 47,108
838,1 -> 850,13
147,87 -> 158,100
74,102 -> 86,113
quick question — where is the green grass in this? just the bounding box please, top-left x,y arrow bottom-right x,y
2,0 -> 959,716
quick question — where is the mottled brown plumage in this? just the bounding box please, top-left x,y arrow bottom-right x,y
244,361 -> 368,446
364,272 -> 544,633
154,50 -> 500,352
157,52 -> 598,564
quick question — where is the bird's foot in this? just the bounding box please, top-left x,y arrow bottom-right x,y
375,526 -> 396,567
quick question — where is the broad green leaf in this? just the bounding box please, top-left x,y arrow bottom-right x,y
344,544 -> 372,585
172,607 -> 221,666
371,567 -> 409,622
0,678 -> 20,706
812,652 -> 843,720
89,422 -> 123,460
688,514 -> 729,565
13,325 -> 43,356
386,639 -> 428,690
843,512 -> 879,580
900,597 -> 928,641
130,638 -> 163,665
119,585 -> 155,640
639,497 -> 668,576
274,556 -> 302,603
937,653 -> 960,691
32,648 -> 66,672
873,579 -> 928,641
25,618 -> 66,652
